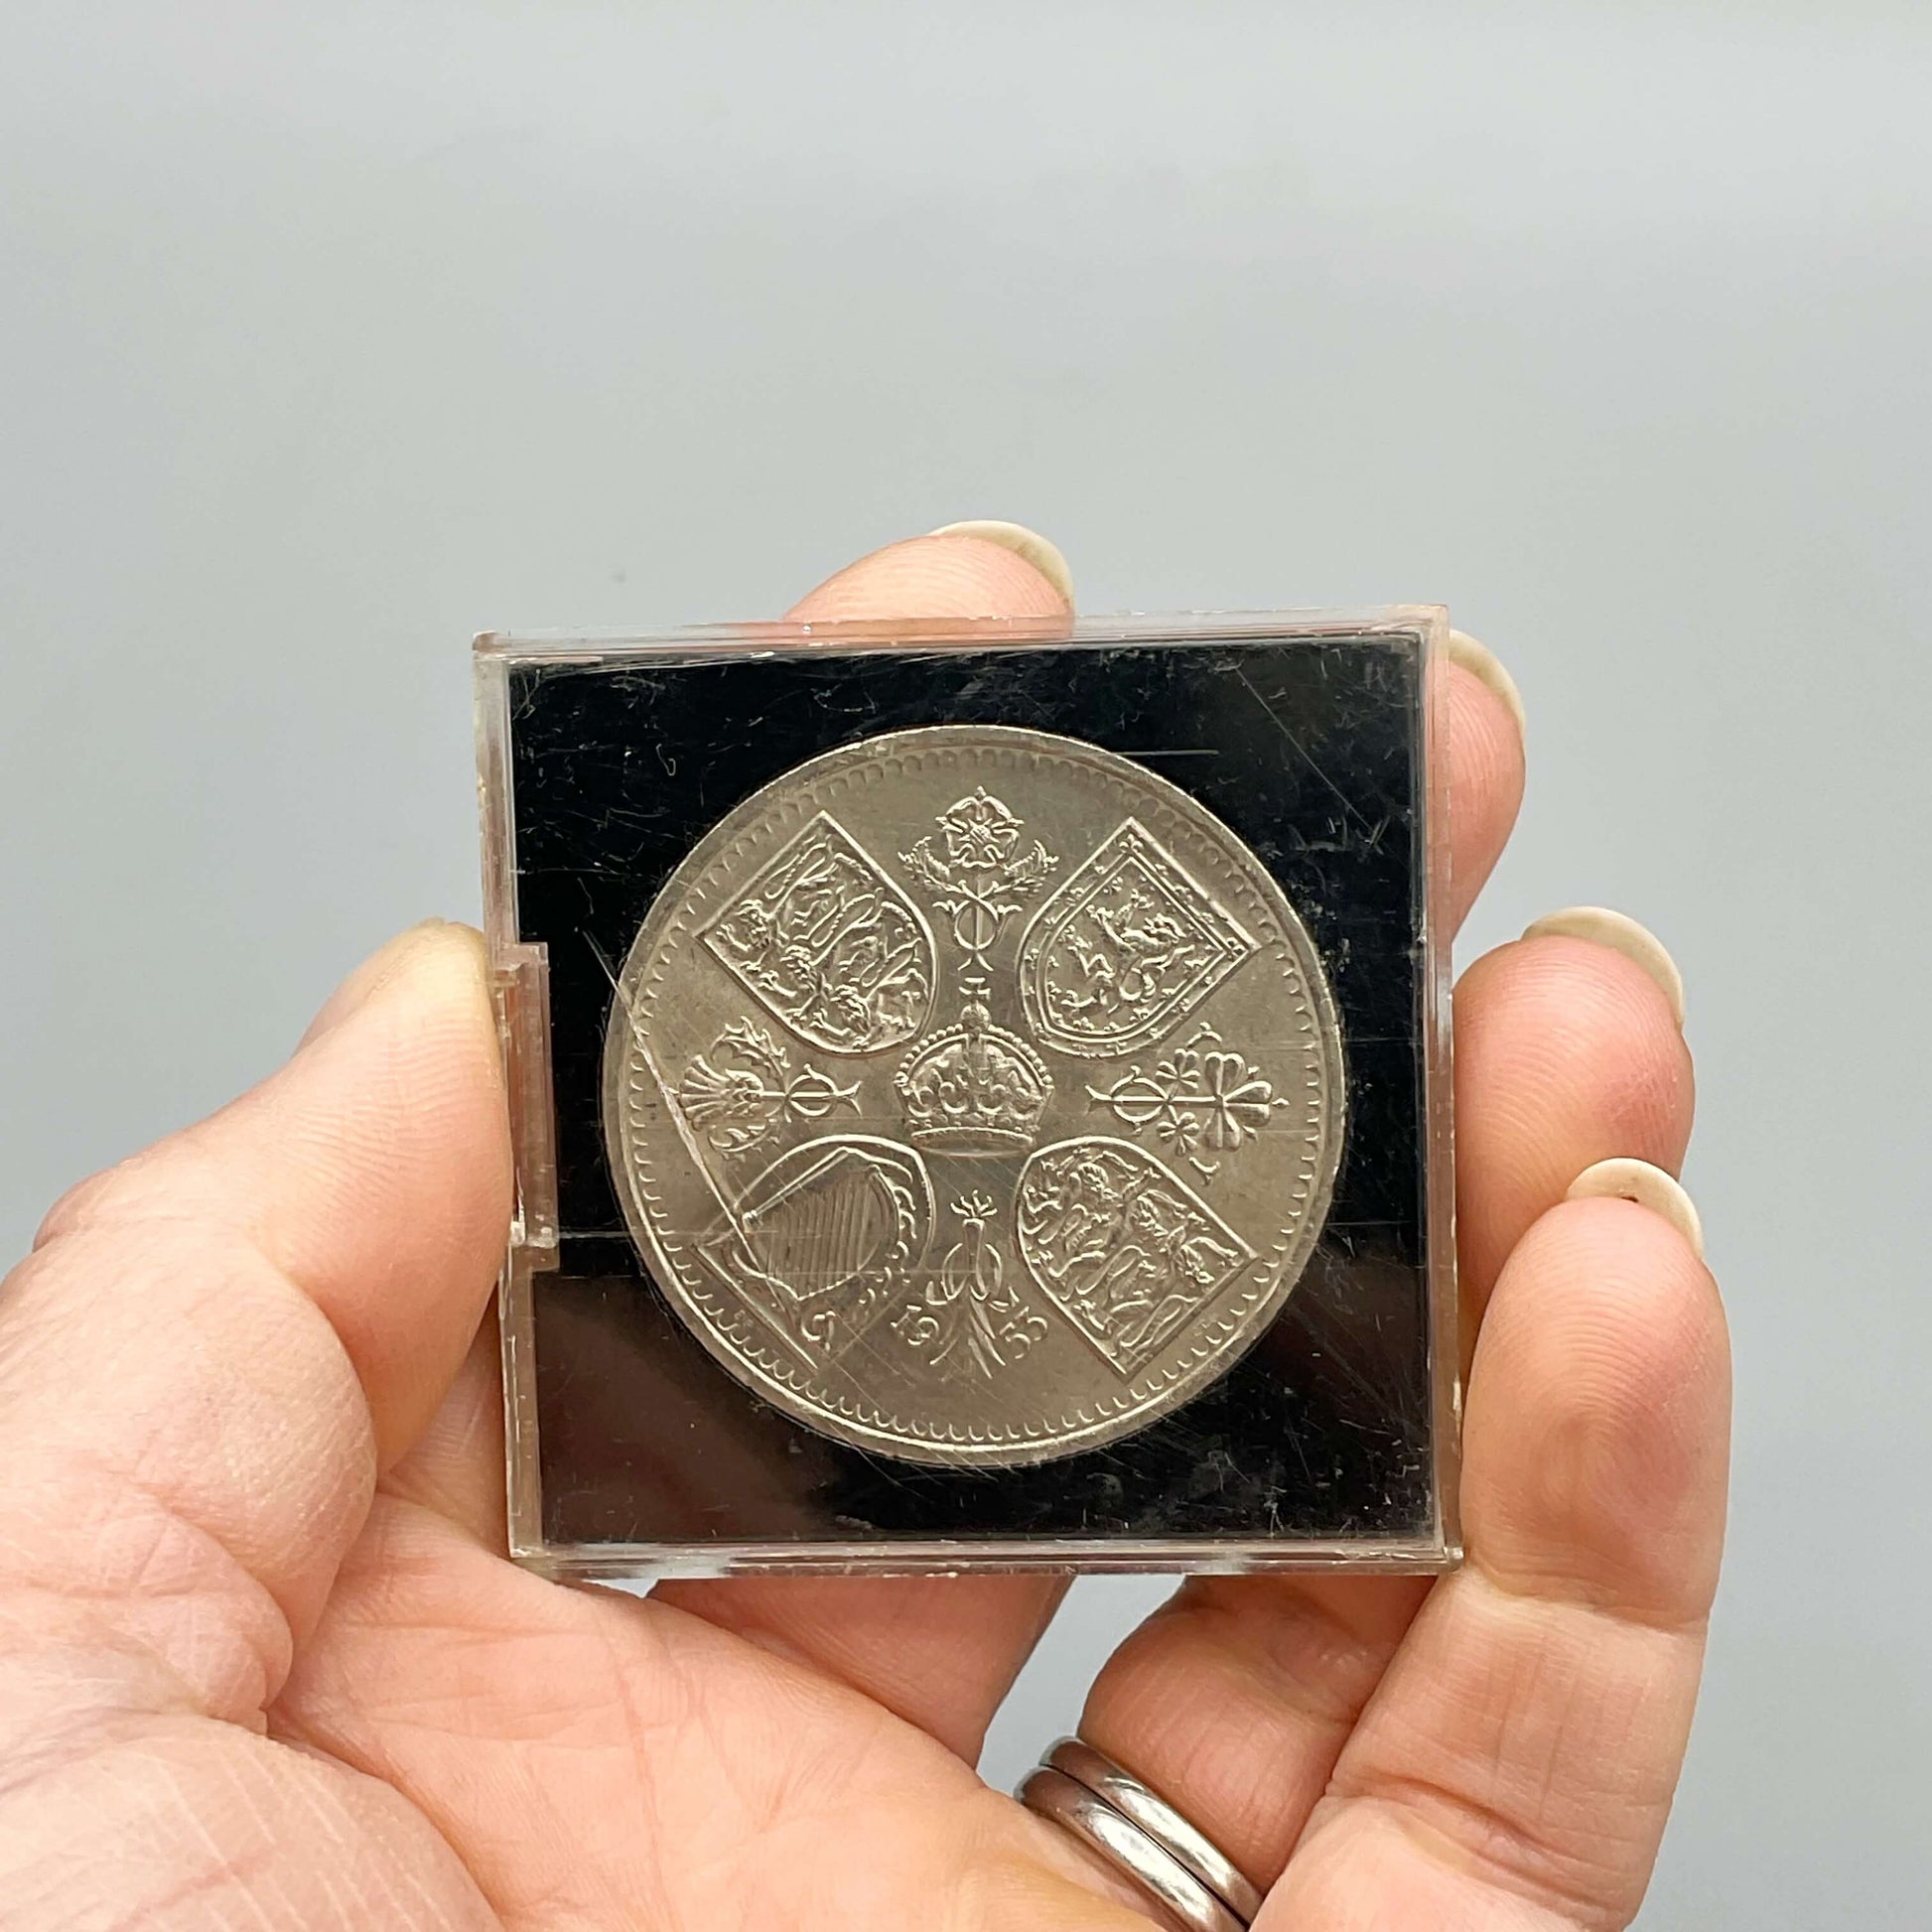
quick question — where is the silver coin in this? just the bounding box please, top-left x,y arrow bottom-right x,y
602,725 -> 1344,1467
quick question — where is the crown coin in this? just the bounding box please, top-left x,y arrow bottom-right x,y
604,725 -> 1343,1467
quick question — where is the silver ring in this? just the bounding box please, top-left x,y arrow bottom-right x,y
1019,1770 -> 1246,1932
1019,1739 -> 1259,1931
1045,1738 -> 1264,1925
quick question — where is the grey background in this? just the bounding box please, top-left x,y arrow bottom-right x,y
3,3 -> 1927,1922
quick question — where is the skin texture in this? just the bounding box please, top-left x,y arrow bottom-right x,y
0,536 -> 1726,1931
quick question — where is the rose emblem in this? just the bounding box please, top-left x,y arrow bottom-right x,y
937,788 -> 1023,869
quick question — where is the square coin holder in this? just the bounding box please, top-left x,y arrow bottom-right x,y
478,610 -> 1457,1581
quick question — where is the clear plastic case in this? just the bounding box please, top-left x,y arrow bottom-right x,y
477,610 -> 1456,1581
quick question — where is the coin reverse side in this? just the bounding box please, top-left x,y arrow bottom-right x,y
603,725 -> 1344,1467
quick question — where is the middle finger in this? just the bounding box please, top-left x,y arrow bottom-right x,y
657,635 -> 1529,1762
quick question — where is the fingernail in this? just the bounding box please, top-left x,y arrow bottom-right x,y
301,918 -> 451,1046
1566,1157 -> 1705,1259
927,520 -> 1074,608
1446,629 -> 1527,743
1521,905 -> 1686,1029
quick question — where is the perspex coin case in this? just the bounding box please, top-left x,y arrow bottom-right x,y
477,610 -> 1457,1582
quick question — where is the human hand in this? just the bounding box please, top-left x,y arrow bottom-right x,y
0,529 -> 1724,1930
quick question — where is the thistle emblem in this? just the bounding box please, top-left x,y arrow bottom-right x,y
674,1021 -> 860,1155
899,788 -> 1056,969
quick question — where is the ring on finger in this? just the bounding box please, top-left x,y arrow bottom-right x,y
1020,1737 -> 1261,1930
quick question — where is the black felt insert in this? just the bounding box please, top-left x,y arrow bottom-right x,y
506,635 -> 1437,1549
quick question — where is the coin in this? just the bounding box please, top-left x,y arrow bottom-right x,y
603,725 -> 1344,1467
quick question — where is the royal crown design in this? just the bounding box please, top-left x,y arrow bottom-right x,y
895,1001 -> 1053,1156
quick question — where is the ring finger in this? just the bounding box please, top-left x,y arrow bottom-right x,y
1074,899 -> 1694,1892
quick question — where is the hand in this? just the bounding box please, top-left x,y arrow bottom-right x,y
0,531 -> 1724,1931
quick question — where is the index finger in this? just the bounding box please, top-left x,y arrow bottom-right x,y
653,522 -> 1077,1760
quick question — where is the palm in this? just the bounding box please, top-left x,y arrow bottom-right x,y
267,1369 -> 1089,1931
1,536 -> 1724,1931
278,1504 -> 1025,1928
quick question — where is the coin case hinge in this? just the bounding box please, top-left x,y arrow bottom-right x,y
492,942 -> 559,1271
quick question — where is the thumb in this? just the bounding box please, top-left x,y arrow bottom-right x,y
0,920 -> 510,1723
